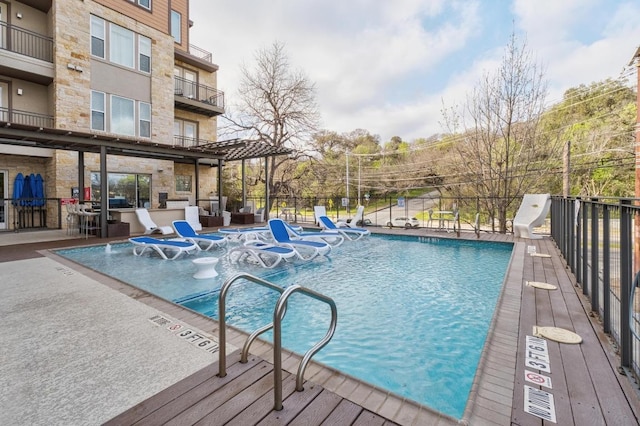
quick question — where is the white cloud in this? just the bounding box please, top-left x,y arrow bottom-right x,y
189,0 -> 639,143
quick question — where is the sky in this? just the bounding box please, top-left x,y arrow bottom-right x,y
189,0 -> 640,144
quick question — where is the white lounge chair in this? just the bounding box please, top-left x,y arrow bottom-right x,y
228,241 -> 297,268
172,220 -> 227,251
318,215 -> 370,240
268,218 -> 331,259
129,236 -> 198,260
513,194 -> 551,239
135,208 -> 173,235
336,205 -> 366,228
254,207 -> 265,223
184,206 -> 203,231
313,206 -> 327,226
218,226 -> 272,242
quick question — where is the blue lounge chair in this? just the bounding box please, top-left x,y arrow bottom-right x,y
318,215 -> 370,241
129,236 -> 198,260
268,218 -> 331,259
228,241 -> 297,268
283,221 -> 344,247
172,220 -> 227,251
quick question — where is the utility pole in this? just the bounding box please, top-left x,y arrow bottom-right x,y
345,151 -> 350,201
634,48 -> 640,272
563,141 -> 570,197
357,155 -> 361,206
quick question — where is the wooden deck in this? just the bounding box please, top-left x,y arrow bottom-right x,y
103,351 -> 401,426
3,228 -> 640,425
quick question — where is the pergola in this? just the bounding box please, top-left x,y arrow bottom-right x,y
0,122 -> 292,235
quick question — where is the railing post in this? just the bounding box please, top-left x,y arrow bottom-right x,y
620,200 -> 633,368
590,201 -> 599,311
569,198 -> 577,274
603,205 -> 611,333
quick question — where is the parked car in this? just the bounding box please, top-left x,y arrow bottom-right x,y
386,217 -> 420,228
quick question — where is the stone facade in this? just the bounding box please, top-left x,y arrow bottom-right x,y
0,0 -> 222,232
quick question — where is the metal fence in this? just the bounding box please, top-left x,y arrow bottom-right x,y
203,194 -> 541,234
551,196 -> 640,384
1,198 -> 62,231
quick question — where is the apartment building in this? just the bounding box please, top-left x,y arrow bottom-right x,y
0,0 -> 283,234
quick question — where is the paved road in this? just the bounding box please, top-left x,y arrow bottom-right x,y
362,190 -> 444,227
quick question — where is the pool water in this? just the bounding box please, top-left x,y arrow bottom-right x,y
56,234 -> 512,419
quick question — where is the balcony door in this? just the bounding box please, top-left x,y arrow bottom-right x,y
174,119 -> 197,148
0,2 -> 6,50
174,66 -> 197,99
0,81 -> 6,121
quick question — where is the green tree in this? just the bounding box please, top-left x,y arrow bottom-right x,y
540,79 -> 636,196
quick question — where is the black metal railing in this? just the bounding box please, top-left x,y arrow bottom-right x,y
0,107 -> 54,128
188,44 -> 212,63
174,76 -> 225,108
173,135 -> 212,148
0,21 -> 53,62
551,196 -> 640,385
1,198 -> 61,231
194,195 -> 535,235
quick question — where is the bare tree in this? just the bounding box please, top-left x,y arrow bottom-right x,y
221,42 -> 320,205
441,33 -> 558,232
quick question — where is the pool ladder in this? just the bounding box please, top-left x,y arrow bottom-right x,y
217,273 -> 338,411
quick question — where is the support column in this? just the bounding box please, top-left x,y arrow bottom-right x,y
100,146 -> 107,238
241,159 -> 246,208
265,156 -> 270,221
78,152 -> 85,202
635,53 -> 640,272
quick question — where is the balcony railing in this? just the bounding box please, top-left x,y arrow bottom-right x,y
551,196 -> 640,387
173,135 -> 223,149
188,44 -> 212,63
0,107 -> 54,128
174,76 -> 225,116
0,21 -> 53,62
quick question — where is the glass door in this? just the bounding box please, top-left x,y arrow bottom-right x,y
0,2 -> 7,50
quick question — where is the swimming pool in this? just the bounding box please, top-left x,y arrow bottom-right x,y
56,234 -> 513,419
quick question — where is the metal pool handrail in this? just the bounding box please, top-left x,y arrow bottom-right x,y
217,273 -> 338,411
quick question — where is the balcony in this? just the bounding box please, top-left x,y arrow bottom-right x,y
174,76 -> 225,117
174,44 -> 219,73
0,107 -> 54,128
0,21 -> 53,63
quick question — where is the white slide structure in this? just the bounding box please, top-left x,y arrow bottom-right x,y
513,194 -> 551,239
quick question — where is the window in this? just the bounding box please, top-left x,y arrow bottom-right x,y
174,119 -> 197,147
92,92 -> 150,137
139,35 -> 151,73
139,102 -> 151,138
170,10 -> 181,43
110,24 -> 134,68
92,16 -> 152,73
91,172 -> 151,208
111,95 -> 135,136
138,0 -> 151,10
175,175 -> 192,192
90,16 -> 105,58
91,91 -> 105,131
